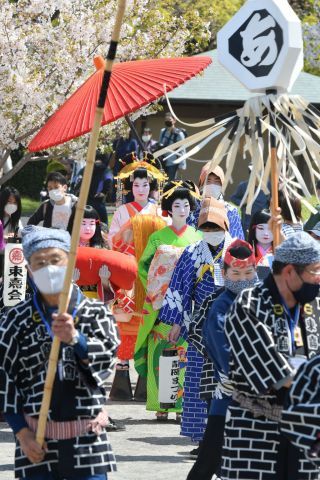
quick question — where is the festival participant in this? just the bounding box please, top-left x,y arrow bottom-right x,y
28,172 -> 77,234
108,154 -> 167,371
0,225 -> 119,479
248,210 -> 274,267
108,152 -> 165,247
222,231 -> 320,480
188,162 -> 244,240
134,180 -> 202,420
187,240 -> 258,480
159,197 -> 231,452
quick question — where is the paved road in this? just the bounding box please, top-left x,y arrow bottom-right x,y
0,366 -> 195,480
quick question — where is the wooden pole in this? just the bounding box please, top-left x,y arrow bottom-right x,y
36,0 -> 127,447
267,89 -> 281,249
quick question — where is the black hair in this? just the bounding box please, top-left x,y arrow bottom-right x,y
198,222 -> 220,230
278,189 -> 302,222
223,245 -> 254,271
46,171 -> 67,186
122,152 -> 162,193
247,209 -> 272,251
272,261 -> 308,276
83,205 -> 104,248
0,186 -> 22,233
161,180 -> 196,214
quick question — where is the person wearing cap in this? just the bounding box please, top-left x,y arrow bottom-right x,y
188,162 -> 244,241
159,197 -> 232,454
187,240 -> 259,480
221,231 -> 320,480
0,226 -> 119,480
307,220 -> 320,241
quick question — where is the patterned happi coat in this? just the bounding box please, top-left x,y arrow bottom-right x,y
281,355 -> 320,467
222,274 -> 320,480
0,285 -> 119,479
160,237 -> 231,441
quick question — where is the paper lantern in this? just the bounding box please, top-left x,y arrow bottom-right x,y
158,348 -> 180,409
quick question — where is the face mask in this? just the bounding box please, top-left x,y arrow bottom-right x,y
4,203 -> 18,215
292,280 -> 320,305
165,120 -> 173,127
224,276 -> 258,294
31,265 -> 67,295
142,135 -> 151,142
204,184 -> 222,199
202,231 -> 225,247
49,188 -> 64,202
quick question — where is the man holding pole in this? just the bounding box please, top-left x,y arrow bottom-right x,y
0,225 -> 119,480
222,232 -> 320,480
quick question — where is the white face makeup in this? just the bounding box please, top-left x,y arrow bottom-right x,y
80,218 -> 96,240
170,198 -> 190,222
255,223 -> 273,245
132,177 -> 150,203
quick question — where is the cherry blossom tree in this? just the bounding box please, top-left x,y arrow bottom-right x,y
0,0 -> 209,185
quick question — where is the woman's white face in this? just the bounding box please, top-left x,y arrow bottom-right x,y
170,198 -> 190,221
80,218 -> 96,240
255,223 -> 273,245
132,177 -> 150,202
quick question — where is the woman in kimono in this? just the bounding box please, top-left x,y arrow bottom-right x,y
159,197 -> 232,453
187,162 -> 244,240
108,152 -> 165,248
108,154 -> 166,373
134,180 -> 202,420
248,210 -> 274,267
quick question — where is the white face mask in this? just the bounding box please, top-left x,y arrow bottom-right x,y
142,135 -> 151,142
49,188 -> 64,202
4,203 -> 18,215
203,184 -> 222,199
202,231 -> 225,247
31,265 -> 67,295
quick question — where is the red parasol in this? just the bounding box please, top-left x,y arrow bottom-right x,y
28,55 -> 211,152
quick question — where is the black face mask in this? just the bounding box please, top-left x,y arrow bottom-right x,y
293,281 -> 320,304
165,120 -> 173,127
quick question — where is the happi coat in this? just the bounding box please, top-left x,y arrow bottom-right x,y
0,285 -> 119,479
222,274 -> 320,480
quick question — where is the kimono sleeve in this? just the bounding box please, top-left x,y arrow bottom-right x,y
108,206 -> 126,247
138,234 -> 158,289
281,356 -> 320,462
189,294 -> 217,356
0,315 -> 23,414
159,249 -> 194,331
225,289 -> 293,395
79,304 -> 120,388
227,205 -> 244,240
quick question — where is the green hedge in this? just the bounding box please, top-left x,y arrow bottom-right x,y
8,150 -> 47,200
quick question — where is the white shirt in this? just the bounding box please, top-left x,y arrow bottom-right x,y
51,196 -> 72,230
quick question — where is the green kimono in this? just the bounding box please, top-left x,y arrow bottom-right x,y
134,225 -> 201,412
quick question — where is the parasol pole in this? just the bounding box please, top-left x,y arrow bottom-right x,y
267,89 -> 281,249
125,115 -> 145,152
36,0 -> 127,447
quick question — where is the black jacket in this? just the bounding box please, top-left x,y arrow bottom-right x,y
27,194 -> 77,234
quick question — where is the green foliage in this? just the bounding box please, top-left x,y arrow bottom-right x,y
21,197 -> 40,215
9,149 -> 47,200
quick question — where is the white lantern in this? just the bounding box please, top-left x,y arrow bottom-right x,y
217,0 -> 303,93
3,242 -> 27,307
158,348 -> 180,409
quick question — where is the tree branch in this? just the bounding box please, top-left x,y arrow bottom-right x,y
0,152 -> 33,186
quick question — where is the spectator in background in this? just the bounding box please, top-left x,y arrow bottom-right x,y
229,169 -> 270,236
28,171 -> 77,234
0,186 -> 23,239
111,128 -> 139,177
304,179 -> 320,231
138,127 -> 158,158
279,188 -> 303,238
159,112 -> 186,180
86,154 -> 111,225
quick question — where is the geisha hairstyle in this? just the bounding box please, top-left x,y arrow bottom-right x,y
161,180 -> 197,215
83,205 -> 104,248
122,152 -> 161,193
247,209 -> 272,252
